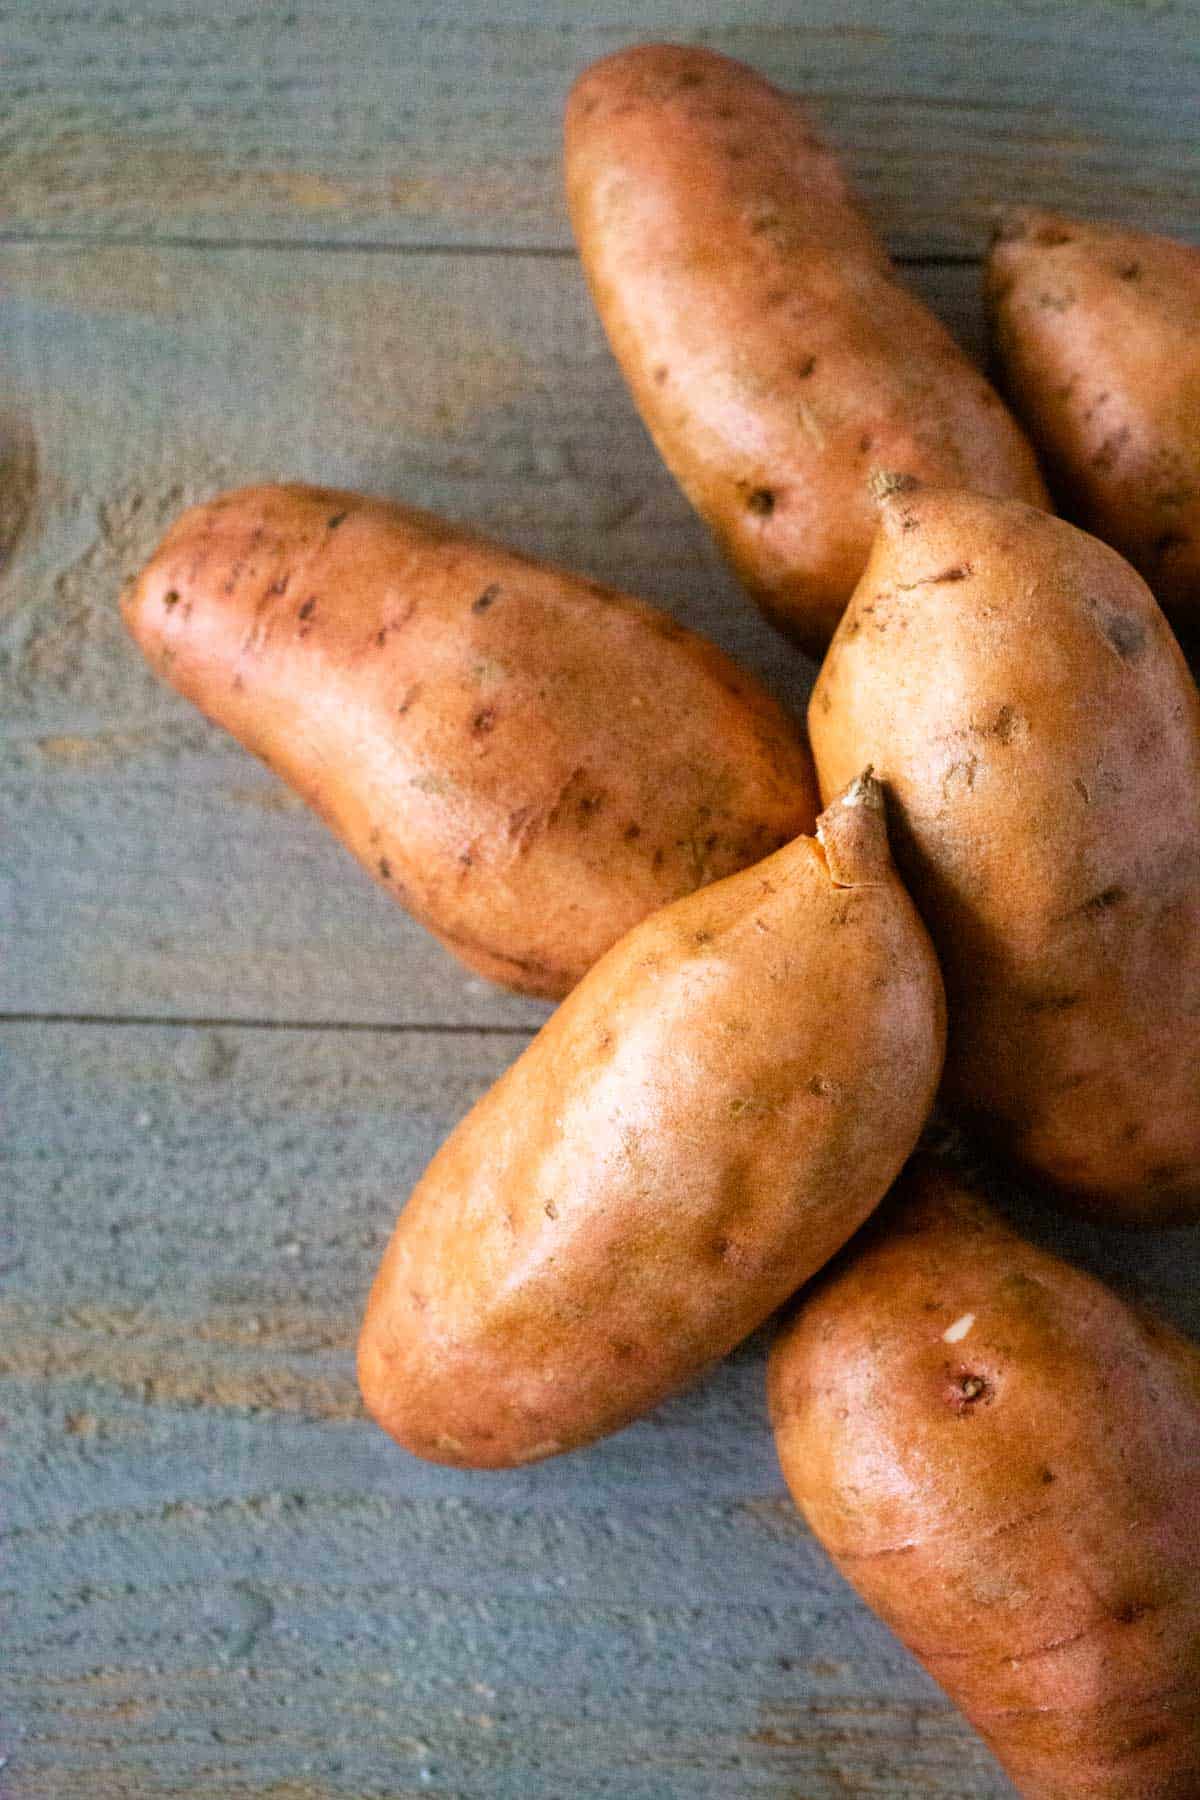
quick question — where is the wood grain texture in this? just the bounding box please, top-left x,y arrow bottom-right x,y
5,8 -> 1199,1795
1,1019 -> 1026,1800
5,1023 -> 1200,1797
1,247 -> 982,1026
2,1 -> 1197,255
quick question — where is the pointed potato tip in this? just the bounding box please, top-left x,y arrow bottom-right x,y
868,468 -> 922,505
835,768 -> 883,813
816,769 -> 890,886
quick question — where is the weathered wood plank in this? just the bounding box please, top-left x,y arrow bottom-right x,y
0,1018 -> 1035,1798
2,248 -> 978,1025
2,1 -> 1197,255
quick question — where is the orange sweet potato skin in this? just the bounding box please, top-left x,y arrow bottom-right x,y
565,44 -> 1047,655
358,781 -> 945,1468
809,485 -> 1200,1224
122,483 -> 817,998
769,1158 -> 1200,1800
988,209 -> 1200,636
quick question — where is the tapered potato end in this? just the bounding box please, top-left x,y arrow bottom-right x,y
815,771 -> 890,886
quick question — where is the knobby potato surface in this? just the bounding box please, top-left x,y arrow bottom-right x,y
565,43 -> 1047,655
359,778 -> 945,1468
810,483 -> 1200,1223
123,483 -> 818,998
770,1158 -> 1200,1800
988,208 -> 1200,638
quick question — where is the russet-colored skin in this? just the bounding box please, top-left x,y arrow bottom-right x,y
988,208 -> 1200,638
122,482 -> 818,999
358,777 -> 945,1468
564,43 -> 1048,656
810,484 -> 1200,1223
769,1159 -> 1200,1800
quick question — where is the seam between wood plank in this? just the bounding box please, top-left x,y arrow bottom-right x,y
0,227 -> 980,269
0,1011 -> 537,1035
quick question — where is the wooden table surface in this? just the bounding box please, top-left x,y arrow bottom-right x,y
2,5 -> 1198,1796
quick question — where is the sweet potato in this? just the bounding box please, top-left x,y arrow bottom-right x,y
564,43 -> 1047,655
358,775 -> 944,1467
769,1157 -> 1200,1800
122,482 -> 818,998
987,208 -> 1200,638
810,482 -> 1200,1224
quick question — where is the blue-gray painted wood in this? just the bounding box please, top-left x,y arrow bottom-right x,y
3,4 -> 1198,1794
2,1 -> 1197,255
1,250 -> 981,1028
1,1020 -> 1028,1799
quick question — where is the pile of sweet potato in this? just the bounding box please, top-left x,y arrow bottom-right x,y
123,44 -> 1200,1798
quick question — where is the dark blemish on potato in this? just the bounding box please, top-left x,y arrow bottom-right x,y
544,1200 -> 559,1220
797,355 -> 817,379
1026,990 -> 1083,1014
472,583 -> 500,614
624,822 -> 642,841
472,706 -> 496,736
1037,290 -> 1073,312
1102,613 -> 1145,659
576,791 -> 602,818
653,848 -> 666,871
746,487 -> 776,517
653,364 -> 669,385
1154,529 -> 1191,559
1126,1727 -> 1172,1756
1117,261 -> 1142,282
1079,884 -> 1124,918
676,69 -> 705,89
947,1369 -> 993,1412
897,564 -> 973,590
1073,776 -> 1092,804
1092,430 -> 1130,473
713,1236 -> 736,1260
396,684 -> 421,716
1039,1467 -> 1056,1486
580,94 -> 599,117
161,589 -> 181,610
378,857 -> 392,880
1113,1599 -> 1153,1626
459,847 -> 474,869
807,1075 -> 835,1098
942,754 -> 979,794
298,597 -> 317,621
693,929 -> 713,946
267,574 -> 290,597
327,510 -> 349,530
596,1029 -> 614,1053
859,433 -> 873,455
